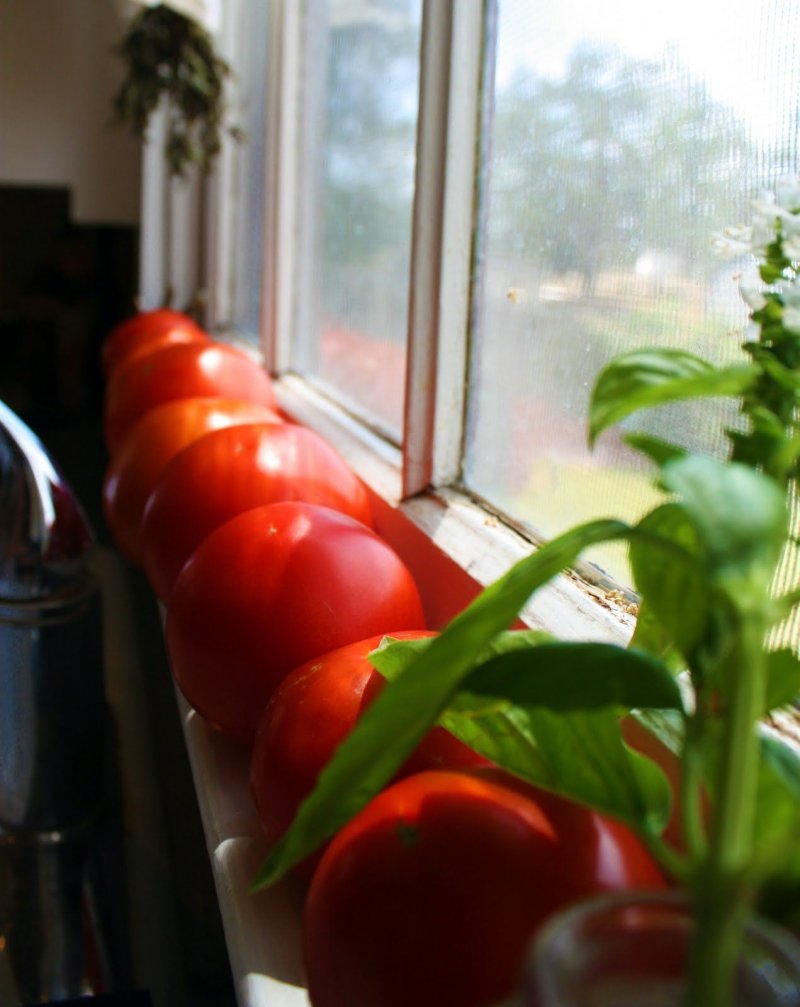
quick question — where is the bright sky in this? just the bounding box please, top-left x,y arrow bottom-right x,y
496,0 -> 800,142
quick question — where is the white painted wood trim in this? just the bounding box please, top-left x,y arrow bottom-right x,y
261,0 -> 304,375
403,0 -> 485,497
431,0 -> 486,488
138,102 -> 170,310
168,164 -> 203,312
175,688 -> 310,1006
204,0 -> 241,331
402,0 -> 453,496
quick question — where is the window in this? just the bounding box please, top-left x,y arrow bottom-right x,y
207,0 -> 270,338
466,0 -> 800,585
146,0 -> 800,610
291,0 -> 423,438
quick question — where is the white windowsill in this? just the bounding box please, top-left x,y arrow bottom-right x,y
175,688 -> 309,1006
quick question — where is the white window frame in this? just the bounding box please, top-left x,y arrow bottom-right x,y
265,0 -> 633,642
138,0 -> 635,645
138,99 -> 170,311
138,99 -> 204,314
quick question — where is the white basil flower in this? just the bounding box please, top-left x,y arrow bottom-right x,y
780,209 -> 800,234
751,194 -> 778,218
711,225 -> 753,260
782,306 -> 800,334
782,233 -> 800,263
739,269 -> 767,311
775,175 -> 800,213
780,283 -> 800,308
743,320 -> 761,343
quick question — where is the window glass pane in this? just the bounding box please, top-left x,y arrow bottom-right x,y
294,0 -> 422,438
226,0 -> 268,339
466,0 -> 800,585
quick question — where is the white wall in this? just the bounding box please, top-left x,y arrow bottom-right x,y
0,0 -> 142,225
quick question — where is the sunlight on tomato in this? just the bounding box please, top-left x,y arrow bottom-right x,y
141,422 -> 373,602
303,768 -> 667,1007
103,397 -> 281,566
101,308 -> 209,378
165,502 -> 427,744
103,341 -> 278,453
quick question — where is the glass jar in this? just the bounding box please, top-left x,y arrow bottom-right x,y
513,891 -> 800,1007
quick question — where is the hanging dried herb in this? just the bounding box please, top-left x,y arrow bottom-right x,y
111,4 -> 244,177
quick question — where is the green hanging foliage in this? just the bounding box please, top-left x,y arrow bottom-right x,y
111,3 -> 245,177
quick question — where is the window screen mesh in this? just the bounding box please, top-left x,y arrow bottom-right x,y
466,0 -> 800,587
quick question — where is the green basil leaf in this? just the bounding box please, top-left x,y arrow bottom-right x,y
698,726 -> 800,903
660,456 -> 788,605
589,350 -> 757,445
760,731 -> 800,802
369,634 -> 434,680
622,432 -> 688,468
764,649 -> 800,713
630,503 -> 709,661
766,585 -> 800,631
438,704 -> 672,835
749,734 -> 800,924
772,433 -> 800,481
630,708 -> 686,758
462,642 -> 684,713
251,518 -> 632,889
759,354 -> 800,391
628,600 -> 687,674
369,629 -> 552,683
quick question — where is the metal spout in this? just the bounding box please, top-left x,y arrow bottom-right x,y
0,400 -> 107,832
0,402 -> 130,1001
0,399 -> 94,601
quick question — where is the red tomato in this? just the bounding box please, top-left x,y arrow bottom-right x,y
303,768 -> 667,1007
101,308 -> 209,378
249,631 -> 488,879
103,398 -> 281,566
103,341 -> 278,453
165,502 -> 427,744
141,422 -> 374,602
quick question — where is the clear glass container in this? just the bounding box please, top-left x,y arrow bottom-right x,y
514,891 -> 800,1007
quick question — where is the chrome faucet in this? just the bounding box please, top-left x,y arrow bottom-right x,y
0,400 -> 124,1002
0,398 -> 105,832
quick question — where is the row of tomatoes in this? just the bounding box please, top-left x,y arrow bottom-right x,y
100,308 -> 667,1007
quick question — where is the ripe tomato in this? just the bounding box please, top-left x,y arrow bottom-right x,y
101,308 -> 209,378
103,341 -> 278,453
103,397 -> 281,566
141,422 -> 374,602
249,631 -> 488,879
165,502 -> 427,744
303,768 -> 667,1007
